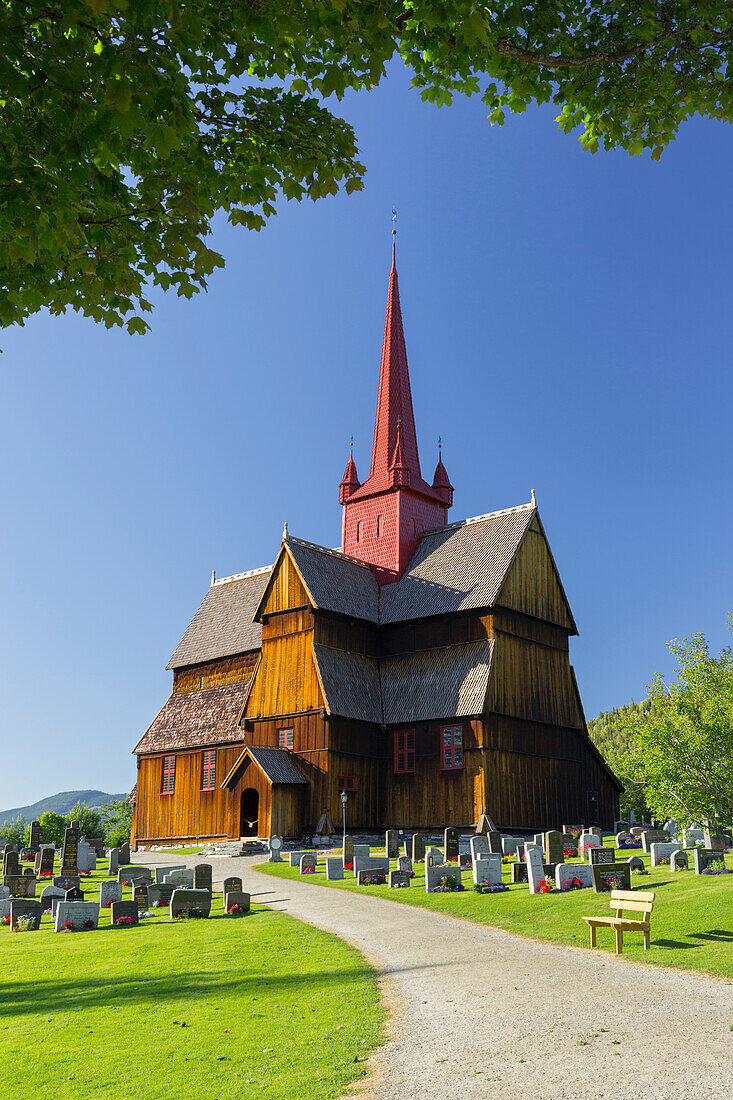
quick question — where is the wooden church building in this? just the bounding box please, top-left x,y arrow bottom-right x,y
131,243 -> 621,846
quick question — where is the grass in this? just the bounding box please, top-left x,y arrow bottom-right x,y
148,846 -> 205,855
258,842 -> 733,980
0,861 -> 385,1100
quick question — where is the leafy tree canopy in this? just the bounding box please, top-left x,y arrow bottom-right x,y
618,615 -> 733,829
100,798 -> 133,847
3,2 -> 733,331
36,810 -> 67,848
65,799 -> 103,838
0,814 -> 27,847
588,700 -> 654,820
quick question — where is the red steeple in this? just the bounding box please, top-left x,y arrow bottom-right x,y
339,230 -> 452,582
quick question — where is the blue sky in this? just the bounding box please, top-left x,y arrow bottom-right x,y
1,63 -> 731,810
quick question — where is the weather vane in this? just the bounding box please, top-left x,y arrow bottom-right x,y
392,207 -> 397,237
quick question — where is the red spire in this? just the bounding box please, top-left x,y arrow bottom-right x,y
432,440 -> 453,505
338,439 -> 360,504
388,416 -> 410,486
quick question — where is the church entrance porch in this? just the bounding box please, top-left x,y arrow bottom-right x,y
240,788 -> 259,836
221,744 -> 310,839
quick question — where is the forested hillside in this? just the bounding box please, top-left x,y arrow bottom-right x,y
588,701 -> 653,819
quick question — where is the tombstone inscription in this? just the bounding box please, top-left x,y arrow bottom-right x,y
170,889 -> 211,919
193,864 -> 213,891
100,881 -> 123,908
389,870 -> 410,888
64,886 -> 85,903
54,901 -> 100,931
35,848 -> 54,877
61,828 -> 78,871
473,855 -> 502,886
4,874 -> 36,898
525,846 -> 547,895
589,847 -> 615,866
133,883 -> 149,912
325,858 -> 344,881
225,890 -> 250,914
590,862 -> 631,893
28,821 -> 42,851
444,828 -> 459,862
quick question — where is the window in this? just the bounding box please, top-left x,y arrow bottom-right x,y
201,749 -> 216,790
278,728 -> 294,749
199,675 -> 205,688
356,520 -> 362,543
441,725 -> 463,770
161,754 -> 176,794
376,514 -> 382,538
338,775 -> 358,792
394,729 -> 415,774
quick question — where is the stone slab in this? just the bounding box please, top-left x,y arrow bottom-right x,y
170,888 -> 211,919
110,899 -> 139,927
55,901 -> 99,932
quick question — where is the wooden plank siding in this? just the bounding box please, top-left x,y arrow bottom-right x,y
486,632 -> 584,729
173,652 -> 258,692
134,744 -> 244,845
496,515 -> 576,631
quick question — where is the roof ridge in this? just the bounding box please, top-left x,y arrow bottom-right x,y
211,565 -> 271,586
421,499 -> 535,537
288,535 -> 374,570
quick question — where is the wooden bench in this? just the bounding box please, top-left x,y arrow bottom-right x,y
582,889 -> 655,955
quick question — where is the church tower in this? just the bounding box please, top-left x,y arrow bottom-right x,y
339,239 -> 453,583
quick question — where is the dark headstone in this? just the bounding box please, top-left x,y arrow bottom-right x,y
4,874 -> 36,898
224,890 -> 250,914
132,883 -> 149,912
223,876 -> 242,897
626,855 -> 644,872
28,821 -> 42,851
693,848 -> 724,874
544,830 -> 564,865
3,850 -> 19,877
385,830 -> 400,859
458,853 -> 472,867
487,831 -> 503,855
9,899 -> 42,930
703,829 -> 726,851
389,870 -> 411,888
641,829 -> 667,853
53,874 -> 80,891
444,828 -> 460,862
411,834 -> 425,862
35,848 -> 55,876
64,886 -> 85,903
118,866 -> 153,886
343,836 -> 354,865
193,863 -> 212,891
511,863 -> 528,884
590,862 -> 631,893
23,867 -> 34,876
111,899 -> 139,927
148,883 -> 175,907
70,820 -> 80,836
20,848 -> 35,861
170,888 -> 211,919
671,850 -> 688,870
61,828 -> 78,872
118,841 -> 130,864
589,847 -> 615,866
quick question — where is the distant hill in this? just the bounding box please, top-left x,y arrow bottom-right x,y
587,700 -> 653,819
0,789 -> 129,825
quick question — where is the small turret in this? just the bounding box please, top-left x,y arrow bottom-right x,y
388,417 -> 410,487
432,439 -> 453,506
338,440 -> 360,504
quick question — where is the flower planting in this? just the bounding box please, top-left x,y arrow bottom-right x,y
473,882 -> 508,894
537,876 -> 555,894
114,915 -> 136,926
429,875 -> 464,893
602,875 -> 625,892
300,866 -> 315,875
560,876 -> 588,892
361,874 -> 386,886
227,903 -> 248,915
12,915 -> 37,932
174,907 -> 206,919
701,861 -> 733,876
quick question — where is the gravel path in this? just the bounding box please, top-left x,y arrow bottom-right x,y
138,852 -> 733,1100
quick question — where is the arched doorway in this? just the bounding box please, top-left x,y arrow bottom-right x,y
240,788 -> 259,837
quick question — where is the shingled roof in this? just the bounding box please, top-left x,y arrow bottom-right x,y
312,644 -> 382,724
286,538 -> 379,624
166,568 -> 270,670
380,504 -> 535,624
133,681 -> 250,753
220,745 -> 309,788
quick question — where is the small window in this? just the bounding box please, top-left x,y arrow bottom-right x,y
338,775 -> 358,792
376,514 -> 382,538
201,749 -> 216,791
356,520 -> 362,543
278,728 -> 294,749
199,675 -> 205,689
161,754 -> 176,794
441,725 -> 463,770
394,729 -> 415,774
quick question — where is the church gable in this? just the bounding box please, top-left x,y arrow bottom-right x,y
256,544 -> 312,617
495,514 -> 577,633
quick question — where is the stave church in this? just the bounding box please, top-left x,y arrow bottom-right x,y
130,240 -> 621,847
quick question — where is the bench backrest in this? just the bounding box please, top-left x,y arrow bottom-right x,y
610,889 -> 655,919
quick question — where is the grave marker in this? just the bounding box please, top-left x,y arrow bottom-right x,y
641,830 -> 667,854
326,858 -> 344,881
299,854 -> 316,874
118,842 -> 130,864
425,863 -> 462,892
223,876 -> 242,896
385,830 -> 399,859
64,886 -> 85,903
487,831 -> 503,855
444,828 -> 459,862
554,863 -> 592,890
693,848 -> 724,874
469,835 -> 490,863
588,848 -> 615,866
357,868 -> 386,885
111,899 -> 139,927
670,850 -> 688,871
389,870 -> 410,888
28,821 -> 42,851
61,828 -> 78,872
133,883 -> 149,912
53,873 -> 80,891
397,856 -> 413,875
55,901 -> 100,932
100,881 -> 123,908
268,835 -> 284,862
10,899 -> 42,930
590,862 -> 631,893
424,847 -> 442,868
472,855 -> 502,886
649,842 -> 683,868
544,830 -> 564,865
108,849 -> 119,875
40,884 -> 64,911
4,874 -> 36,898
170,888 -> 212,920
626,855 -> 644,872
342,836 -> 354,866
148,883 -> 175,907
288,851 -> 305,868
411,835 -> 425,862
225,891 -> 250,914
35,848 -> 54,877
194,864 -> 213,891
703,829 -> 726,851
3,850 -> 19,877
525,845 -> 546,895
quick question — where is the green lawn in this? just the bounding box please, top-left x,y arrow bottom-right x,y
149,846 -> 205,855
0,862 -> 385,1100
258,842 -> 733,980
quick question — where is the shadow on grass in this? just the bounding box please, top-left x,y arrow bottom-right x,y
654,939 -> 701,950
690,929 -> 733,942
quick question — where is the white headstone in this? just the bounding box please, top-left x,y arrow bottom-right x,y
268,835 -> 283,862
55,901 -> 100,932
579,833 -> 601,858
288,851 -> 305,868
100,880 -> 123,908
472,854 -> 502,886
325,857 -> 344,881
554,863 -> 593,890
164,868 -> 194,888
469,835 -> 490,863
650,841 -> 683,867
525,845 -> 546,894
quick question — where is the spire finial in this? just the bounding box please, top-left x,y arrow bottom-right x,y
391,207 -> 397,270
350,434 -> 354,454
211,569 -> 216,585
438,435 -> 442,454
531,489 -> 536,506
283,521 -> 289,539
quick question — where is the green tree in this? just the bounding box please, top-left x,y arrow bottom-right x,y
65,800 -> 103,838
3,2 -> 733,331
619,616 -> 733,828
100,798 -> 133,847
36,810 -> 67,849
0,815 -> 27,847
588,700 -> 654,820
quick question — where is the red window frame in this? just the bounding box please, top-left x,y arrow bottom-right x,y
161,754 -> 176,794
394,729 -> 415,774
441,725 -> 463,770
338,775 -> 358,792
201,749 -> 216,791
278,727 -> 294,749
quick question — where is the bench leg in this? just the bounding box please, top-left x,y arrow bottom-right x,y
644,928 -> 650,950
614,927 -> 623,955
589,925 -> 596,948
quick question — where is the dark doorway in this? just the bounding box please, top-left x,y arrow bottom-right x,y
240,788 -> 259,837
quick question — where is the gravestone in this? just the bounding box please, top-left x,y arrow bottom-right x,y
511,863 -> 528,884
693,848 -> 724,874
630,827 -> 645,837
28,821 -> 42,851
579,833 -> 601,856
53,873 -> 80,891
40,884 -> 65,911
353,843 -> 370,864
424,847 -> 442,868
288,851 -> 305,868
487,831 -> 503,855
0,899 -> 11,922
3,850 -> 19,876
397,856 -> 413,875
444,828 -> 460,862
501,837 -> 524,857
626,855 -> 645,872
133,883 -> 149,912
119,866 -> 153,886
670,850 -> 688,871
69,820 -> 80,836
170,888 -> 212,919
268,835 -> 284,862
118,842 -> 130,864
682,829 -> 704,849
87,837 -> 105,855
425,862 -> 462,892
325,857 -> 344,881
641,830 -> 667,854
223,876 -> 243,896
23,867 -> 33,876
299,854 -> 316,874
589,847 -> 615,866
5,875 -> 36,898
61,828 -> 78,871
544,830 -> 564,865
533,833 -> 544,847
77,845 -> 97,872
385,830 -> 399,859
194,864 -> 213,891
703,829 -> 726,851
469,835 -> 490,863
111,899 -> 139,927
411,834 -> 425,862
615,831 -> 633,848
55,901 -> 100,931
64,886 -> 85,903
473,854 -> 502,886
357,868 -> 386,886
649,842 -> 683,868
389,870 -> 411,888
154,864 -> 184,884
35,848 -> 54,877
342,836 -> 354,866
590,862 -> 631,893
148,883 -> 175,907
353,856 -> 389,878
108,849 -> 120,875
561,834 -> 577,852
0,886 -> 8,900
225,891 -> 250,913
10,899 -> 42,930
458,853 -> 472,867
555,863 -> 593,890
589,827 -> 604,839
525,845 -> 546,895
100,881 -> 123,908
162,868 -> 194,888
614,821 -> 628,833
20,848 -> 35,862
